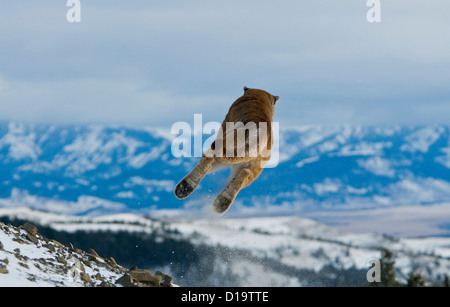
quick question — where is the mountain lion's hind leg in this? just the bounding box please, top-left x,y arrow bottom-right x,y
174,156 -> 215,199
213,167 -> 256,214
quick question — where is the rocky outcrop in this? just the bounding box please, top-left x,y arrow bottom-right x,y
0,221 -> 174,287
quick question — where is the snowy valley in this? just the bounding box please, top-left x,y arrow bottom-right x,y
1,207 -> 450,287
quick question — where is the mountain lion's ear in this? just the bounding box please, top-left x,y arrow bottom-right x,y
273,95 -> 280,104
243,86 -> 250,93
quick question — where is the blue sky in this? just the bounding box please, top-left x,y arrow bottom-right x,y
0,1 -> 449,128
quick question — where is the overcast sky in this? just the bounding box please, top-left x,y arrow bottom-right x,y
1,1 -> 449,129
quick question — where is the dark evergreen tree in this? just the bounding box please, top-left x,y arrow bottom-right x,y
406,270 -> 426,287
439,274 -> 450,287
379,248 -> 399,287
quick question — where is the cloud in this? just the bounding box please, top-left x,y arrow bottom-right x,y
0,75 -> 230,127
0,1 -> 449,126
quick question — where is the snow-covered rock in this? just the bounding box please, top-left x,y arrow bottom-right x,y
0,218 -> 174,287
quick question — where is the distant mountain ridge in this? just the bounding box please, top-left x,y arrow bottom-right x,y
1,121 -> 450,216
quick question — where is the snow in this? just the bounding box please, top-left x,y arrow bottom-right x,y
2,122 -> 450,218
436,141 -> 450,169
313,178 -> 342,196
0,223 -> 120,287
0,122 -> 40,161
402,237 -> 450,258
61,127 -> 146,176
124,176 -> 175,193
128,144 -> 167,169
161,214 -> 450,281
307,202 -> 450,237
115,191 -> 136,199
277,125 -> 343,162
357,156 -> 395,177
401,126 -> 443,153
0,190 -> 127,216
337,141 -> 392,157
12,125 -> 170,178
296,156 -> 320,168
387,177 -> 450,205
166,216 -> 377,272
1,208 -> 450,286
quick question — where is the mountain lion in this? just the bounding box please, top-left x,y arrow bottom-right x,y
174,86 -> 279,213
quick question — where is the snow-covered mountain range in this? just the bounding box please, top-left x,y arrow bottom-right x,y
1,121 -> 450,235
2,121 -> 450,286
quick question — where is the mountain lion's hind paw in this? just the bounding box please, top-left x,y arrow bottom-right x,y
174,179 -> 194,199
213,195 -> 232,214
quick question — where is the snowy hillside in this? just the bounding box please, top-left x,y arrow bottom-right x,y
1,121 -> 450,220
0,217 -> 174,287
1,208 -> 449,286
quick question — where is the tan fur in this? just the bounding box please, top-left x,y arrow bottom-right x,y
174,86 -> 279,214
